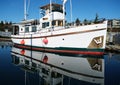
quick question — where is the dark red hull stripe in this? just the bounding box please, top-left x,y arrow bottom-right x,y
14,44 -> 104,55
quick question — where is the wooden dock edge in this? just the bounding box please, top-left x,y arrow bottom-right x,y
0,38 -> 12,42
105,45 -> 120,53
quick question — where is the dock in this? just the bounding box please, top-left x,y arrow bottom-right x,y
105,45 -> 120,53
0,37 -> 12,42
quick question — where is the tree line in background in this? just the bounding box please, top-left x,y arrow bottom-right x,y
0,21 -> 12,31
67,14 -> 105,26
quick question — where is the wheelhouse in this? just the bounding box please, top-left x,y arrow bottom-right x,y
40,3 -> 64,29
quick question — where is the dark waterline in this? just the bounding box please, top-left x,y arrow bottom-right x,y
0,43 -> 120,85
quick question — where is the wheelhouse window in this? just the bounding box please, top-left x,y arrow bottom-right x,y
52,5 -> 63,13
32,26 -> 37,32
58,20 -> 63,26
13,26 -> 19,35
25,27 -> 29,33
52,20 -> 56,26
52,20 -> 63,26
42,22 -> 49,28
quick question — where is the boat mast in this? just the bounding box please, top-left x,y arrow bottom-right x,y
50,0 -> 52,14
50,0 -> 52,28
24,0 -> 27,20
63,0 -> 67,27
70,0 -> 72,23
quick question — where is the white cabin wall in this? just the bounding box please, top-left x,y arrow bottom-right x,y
52,12 -> 64,20
19,25 -> 25,35
39,12 -> 64,29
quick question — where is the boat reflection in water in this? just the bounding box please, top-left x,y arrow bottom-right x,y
11,46 -> 104,85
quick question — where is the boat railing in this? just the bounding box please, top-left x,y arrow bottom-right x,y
17,19 -> 107,36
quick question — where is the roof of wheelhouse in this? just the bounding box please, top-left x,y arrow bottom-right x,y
40,3 -> 62,10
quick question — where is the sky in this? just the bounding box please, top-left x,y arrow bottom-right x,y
0,0 -> 120,23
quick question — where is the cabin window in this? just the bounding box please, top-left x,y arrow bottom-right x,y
42,22 -> 49,28
46,22 -> 49,27
52,21 -> 56,26
25,27 -> 29,33
32,26 -> 37,32
13,26 -> 19,35
25,60 -> 29,65
52,5 -> 63,13
32,62 -> 37,68
42,23 -> 45,28
58,20 -> 63,26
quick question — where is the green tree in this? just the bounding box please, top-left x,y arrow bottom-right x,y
83,19 -> 88,25
0,21 -> 4,31
75,18 -> 80,26
0,21 -> 4,26
9,21 -> 12,25
94,13 -> 99,23
0,21 -> 13,31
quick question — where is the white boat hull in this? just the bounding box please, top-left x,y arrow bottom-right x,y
11,21 -> 107,55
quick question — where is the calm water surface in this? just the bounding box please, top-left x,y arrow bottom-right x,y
0,41 -> 120,85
